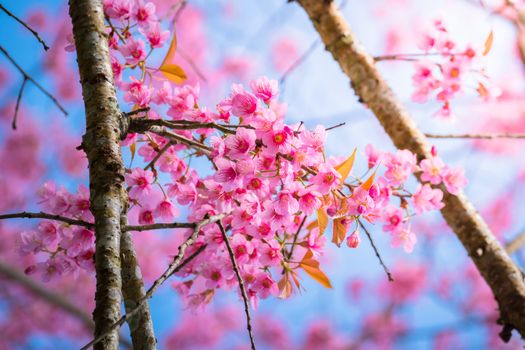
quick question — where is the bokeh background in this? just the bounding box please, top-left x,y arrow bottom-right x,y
1,0 -> 525,349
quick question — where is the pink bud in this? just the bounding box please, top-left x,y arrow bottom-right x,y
431,145 -> 438,157
357,204 -> 366,215
368,184 -> 380,199
347,230 -> 360,248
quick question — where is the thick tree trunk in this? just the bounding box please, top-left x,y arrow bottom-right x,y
68,1 -> 126,348
296,0 -> 525,341
121,214 -> 157,350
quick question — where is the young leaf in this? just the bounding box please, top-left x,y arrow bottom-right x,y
361,169 -> 377,191
130,142 -> 136,163
299,251 -> 333,289
306,220 -> 318,232
158,33 -> 187,83
159,63 -> 187,84
335,148 -> 357,183
332,217 -> 347,247
278,274 -> 293,299
317,209 -> 329,236
483,30 -> 493,56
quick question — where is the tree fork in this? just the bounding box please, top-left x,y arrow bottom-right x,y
68,0 -> 153,348
295,0 -> 525,340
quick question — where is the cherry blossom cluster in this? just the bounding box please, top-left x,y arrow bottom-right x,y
19,183 -> 94,282
411,19 -> 498,118
18,0 -> 467,307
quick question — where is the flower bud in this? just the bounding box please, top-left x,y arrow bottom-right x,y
347,230 -> 360,248
368,184 -> 380,199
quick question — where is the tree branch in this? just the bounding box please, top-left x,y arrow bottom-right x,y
69,0 -> 128,348
506,230 -> 525,255
0,211 -> 94,228
358,220 -> 393,282
218,221 -> 256,350
80,213 -> 227,350
123,221 -> 195,232
119,214 -> 156,350
0,46 -> 67,116
295,0 -> 525,341
425,133 -> 525,139
0,261 -> 133,350
0,4 -> 50,51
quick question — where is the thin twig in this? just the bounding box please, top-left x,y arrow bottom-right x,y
424,132 -> 525,139
218,221 -> 256,350
0,211 -> 94,228
0,4 -> 50,51
123,221 -> 195,232
0,261 -> 133,349
506,230 -> 525,254
144,141 -> 174,170
12,77 -> 27,129
325,122 -> 346,131
80,213 -> 226,350
0,46 -> 67,116
287,216 -> 307,260
358,219 -> 393,282
279,39 -> 320,84
178,48 -> 207,82
125,107 -> 150,116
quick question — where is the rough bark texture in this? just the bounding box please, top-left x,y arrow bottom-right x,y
296,0 -> 525,340
121,214 -> 157,350
68,1 -> 126,348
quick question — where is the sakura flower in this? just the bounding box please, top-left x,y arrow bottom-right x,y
274,190 -> 299,216
119,38 -> 146,65
141,22 -> 169,48
311,163 -> 341,194
126,168 -> 154,199
365,143 -> 382,169
104,0 -> 133,20
224,127 -> 256,158
442,167 -> 467,195
346,229 -> 360,248
420,156 -> 445,185
253,272 -> 279,299
250,76 -> 278,103
382,205 -> 404,233
348,187 -> 375,217
412,184 -> 444,214
391,227 -> 417,253
261,124 -> 293,154
133,0 -> 156,25
154,199 -> 179,220
298,188 -> 322,215
260,241 -> 282,266
230,88 -> 258,118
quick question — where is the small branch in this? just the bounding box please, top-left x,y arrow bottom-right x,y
0,46 -> 67,116
0,4 -> 50,51
506,230 -> 525,254
178,48 -> 207,82
287,215 -> 307,260
144,141 -> 174,170
279,39 -> 320,84
12,77 -> 27,129
424,132 -> 525,139
80,213 -> 227,350
123,221 -> 195,232
325,121 -> 346,131
0,211 -> 94,228
0,261 -> 133,350
218,221 -> 256,350
124,107 -> 150,117
358,220 -> 393,282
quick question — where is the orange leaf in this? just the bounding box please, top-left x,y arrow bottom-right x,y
278,274 -> 293,299
160,33 -> 177,67
158,33 -> 187,84
130,142 -> 136,163
317,209 -> 329,236
332,217 -> 348,247
159,63 -> 187,84
361,169 -> 377,191
483,30 -> 493,56
477,82 -> 489,98
335,148 -> 357,183
306,220 -> 318,231
299,252 -> 332,289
